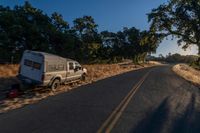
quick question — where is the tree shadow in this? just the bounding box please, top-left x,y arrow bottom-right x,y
131,97 -> 170,133
171,94 -> 200,133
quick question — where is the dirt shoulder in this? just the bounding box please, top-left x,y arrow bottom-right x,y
172,64 -> 200,87
0,62 -> 159,113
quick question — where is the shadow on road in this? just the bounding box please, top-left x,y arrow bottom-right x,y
131,97 -> 170,133
171,94 -> 200,133
131,94 -> 200,133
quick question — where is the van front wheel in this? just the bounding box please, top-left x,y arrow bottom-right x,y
81,73 -> 86,81
51,79 -> 60,90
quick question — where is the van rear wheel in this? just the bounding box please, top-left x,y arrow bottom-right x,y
51,79 -> 60,90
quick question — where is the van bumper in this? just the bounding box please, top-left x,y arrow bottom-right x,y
17,74 -> 47,87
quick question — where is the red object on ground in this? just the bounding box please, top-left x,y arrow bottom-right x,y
8,89 -> 19,98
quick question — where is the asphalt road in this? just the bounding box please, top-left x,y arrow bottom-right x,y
0,65 -> 199,133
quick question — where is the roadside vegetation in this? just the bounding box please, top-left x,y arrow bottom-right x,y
0,63 -> 157,92
149,53 -> 199,86
149,53 -> 199,69
173,64 -> 200,87
0,62 -> 157,113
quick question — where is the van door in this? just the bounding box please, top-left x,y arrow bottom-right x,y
21,58 -> 43,83
66,62 -> 76,81
74,62 -> 83,78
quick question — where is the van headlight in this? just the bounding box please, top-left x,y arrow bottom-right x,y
83,68 -> 87,74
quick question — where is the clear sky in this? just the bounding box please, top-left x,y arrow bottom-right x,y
1,0 -> 198,56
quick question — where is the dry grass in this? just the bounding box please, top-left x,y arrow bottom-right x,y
0,62 -> 157,113
84,64 -> 136,82
0,64 -> 20,92
0,64 -> 19,77
173,64 -> 200,86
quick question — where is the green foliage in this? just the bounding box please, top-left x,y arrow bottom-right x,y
148,0 -> 200,55
190,61 -> 200,70
0,2 -> 160,64
152,53 -> 199,66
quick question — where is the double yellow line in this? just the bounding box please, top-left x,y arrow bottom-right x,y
97,71 -> 150,133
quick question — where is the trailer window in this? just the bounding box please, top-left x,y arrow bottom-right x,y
48,64 -> 64,72
24,59 -> 32,67
33,62 -> 41,70
69,62 -> 74,70
48,65 -> 56,72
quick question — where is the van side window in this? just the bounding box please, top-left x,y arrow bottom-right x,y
75,62 -> 80,67
69,62 -> 74,70
58,64 -> 64,71
24,59 -> 32,67
33,62 -> 41,70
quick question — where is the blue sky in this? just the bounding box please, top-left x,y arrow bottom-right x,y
1,0 -> 198,56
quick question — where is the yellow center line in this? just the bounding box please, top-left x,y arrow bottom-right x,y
97,71 -> 150,133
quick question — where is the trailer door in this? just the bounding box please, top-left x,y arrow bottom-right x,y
20,53 -> 43,82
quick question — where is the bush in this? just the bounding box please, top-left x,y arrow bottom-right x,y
190,60 -> 200,70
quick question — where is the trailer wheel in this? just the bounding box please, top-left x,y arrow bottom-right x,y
51,79 -> 60,90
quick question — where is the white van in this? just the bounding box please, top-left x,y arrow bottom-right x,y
18,50 -> 87,90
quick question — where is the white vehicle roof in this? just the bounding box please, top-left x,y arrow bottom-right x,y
24,50 -> 75,63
